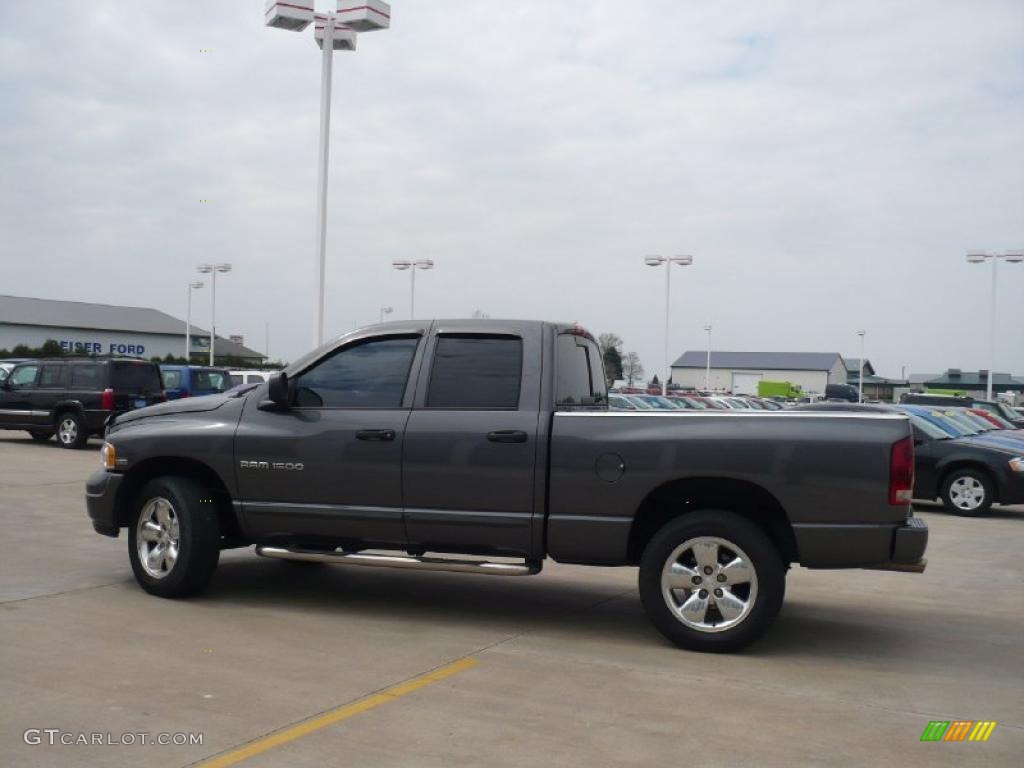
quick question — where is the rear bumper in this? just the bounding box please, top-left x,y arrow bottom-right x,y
86,469 -> 124,537
794,515 -> 928,572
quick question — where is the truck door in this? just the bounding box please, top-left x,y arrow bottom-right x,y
402,324 -> 542,557
235,333 -> 424,549
0,363 -> 41,428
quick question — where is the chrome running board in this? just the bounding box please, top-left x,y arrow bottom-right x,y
255,546 -> 542,576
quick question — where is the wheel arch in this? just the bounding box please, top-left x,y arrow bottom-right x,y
52,400 -> 85,424
113,457 -> 243,542
627,476 -> 797,565
938,461 -> 1000,502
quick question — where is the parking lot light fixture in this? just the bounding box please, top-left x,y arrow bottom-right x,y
857,330 -> 866,403
186,281 -> 204,361
265,1 -> 391,349
392,259 -> 434,319
704,325 -> 712,391
644,254 -> 695,396
966,250 -> 1024,399
197,263 -> 232,365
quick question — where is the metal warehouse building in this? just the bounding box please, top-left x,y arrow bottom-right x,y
0,295 -> 266,363
671,351 -> 848,395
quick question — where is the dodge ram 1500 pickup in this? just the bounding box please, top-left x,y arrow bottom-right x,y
86,320 -> 927,651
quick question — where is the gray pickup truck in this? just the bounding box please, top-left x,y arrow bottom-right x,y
86,320 -> 927,651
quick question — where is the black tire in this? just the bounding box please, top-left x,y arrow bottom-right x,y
639,510 -> 785,652
128,476 -> 221,598
941,469 -> 994,517
54,411 -> 88,449
28,430 -> 54,441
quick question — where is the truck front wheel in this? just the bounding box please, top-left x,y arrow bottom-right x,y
639,511 -> 785,652
128,476 -> 220,598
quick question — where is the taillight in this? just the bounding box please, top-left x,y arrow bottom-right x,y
159,390 -> 168,402
889,436 -> 914,506
100,388 -> 115,410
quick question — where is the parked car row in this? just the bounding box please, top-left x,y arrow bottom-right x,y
609,392 -> 786,411
0,357 -> 277,448
799,402 -> 1024,516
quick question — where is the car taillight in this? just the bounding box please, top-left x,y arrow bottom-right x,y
889,436 -> 914,506
100,388 -> 115,410
159,390 -> 168,402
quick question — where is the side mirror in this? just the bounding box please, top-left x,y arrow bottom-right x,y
265,372 -> 290,408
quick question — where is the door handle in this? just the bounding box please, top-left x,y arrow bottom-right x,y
486,430 -> 528,443
356,429 -> 396,441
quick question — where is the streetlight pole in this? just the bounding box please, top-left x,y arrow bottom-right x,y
197,263 -> 232,366
704,324 -> 712,392
265,1 -> 392,348
391,259 -> 434,319
644,255 -> 694,395
967,250 -> 1024,400
857,330 -> 866,403
185,281 -> 203,361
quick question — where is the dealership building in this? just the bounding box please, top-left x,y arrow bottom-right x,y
671,351 -> 848,395
0,295 -> 266,363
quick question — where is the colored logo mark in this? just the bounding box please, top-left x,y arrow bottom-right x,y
920,720 -> 996,742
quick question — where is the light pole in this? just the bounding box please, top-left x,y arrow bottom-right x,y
644,254 -> 694,395
197,263 -> 232,365
703,324 -> 712,392
391,259 -> 434,319
379,306 -> 393,322
966,250 -> 1024,400
857,330 -> 866,403
265,1 -> 391,348
185,281 -> 203,361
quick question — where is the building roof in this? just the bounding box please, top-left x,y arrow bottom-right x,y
844,358 -> 876,376
924,370 -> 1024,388
0,294 -> 265,361
672,350 -> 843,372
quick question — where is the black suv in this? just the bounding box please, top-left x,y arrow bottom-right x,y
0,358 -> 166,448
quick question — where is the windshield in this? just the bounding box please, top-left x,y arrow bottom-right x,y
941,410 -> 982,435
909,414 -> 950,440
681,397 -> 707,409
628,396 -> 655,410
996,402 -> 1021,422
899,407 -> 964,437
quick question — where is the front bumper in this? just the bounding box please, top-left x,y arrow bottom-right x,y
86,469 -> 125,537
793,515 -> 928,572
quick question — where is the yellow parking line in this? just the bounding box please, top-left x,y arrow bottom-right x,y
196,657 -> 479,768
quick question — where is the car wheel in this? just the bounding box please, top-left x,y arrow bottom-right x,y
128,476 -> 220,598
55,412 -> 87,449
28,430 -> 54,441
639,510 -> 785,652
941,469 -> 994,516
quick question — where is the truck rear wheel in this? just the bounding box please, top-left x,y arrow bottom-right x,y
128,476 -> 220,598
639,510 -> 785,652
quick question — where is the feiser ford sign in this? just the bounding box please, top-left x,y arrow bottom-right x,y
59,340 -> 146,355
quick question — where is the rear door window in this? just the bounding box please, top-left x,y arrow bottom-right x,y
555,334 -> 607,408
426,335 -> 522,409
161,370 -> 183,389
194,370 -> 230,391
71,364 -> 101,389
111,363 -> 162,393
38,364 -> 67,388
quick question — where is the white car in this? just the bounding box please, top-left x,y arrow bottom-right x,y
228,369 -> 273,387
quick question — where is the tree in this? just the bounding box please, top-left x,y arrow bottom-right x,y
471,309 -> 491,319
650,374 -> 660,388
597,333 -> 624,386
41,339 -> 62,357
622,352 -> 644,387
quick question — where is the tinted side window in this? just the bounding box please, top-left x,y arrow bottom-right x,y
556,335 -> 607,407
39,364 -> 67,388
247,374 -> 266,383
194,370 -> 229,391
162,370 -> 183,389
111,363 -> 163,392
9,365 -> 39,388
228,374 -> 242,386
71,364 -> 101,389
294,336 -> 419,408
426,335 -> 522,409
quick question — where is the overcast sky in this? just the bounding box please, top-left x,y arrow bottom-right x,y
1,1 -> 1022,377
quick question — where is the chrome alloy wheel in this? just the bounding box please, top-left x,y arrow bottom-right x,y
57,417 -> 78,446
660,536 -> 758,633
136,497 -> 180,579
949,477 -> 985,511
